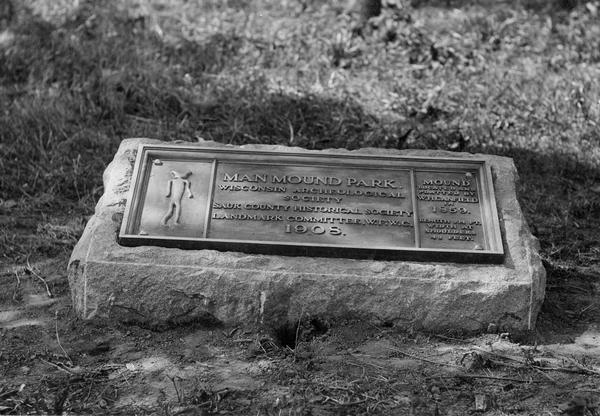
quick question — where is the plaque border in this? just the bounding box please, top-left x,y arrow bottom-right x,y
119,144 -> 505,263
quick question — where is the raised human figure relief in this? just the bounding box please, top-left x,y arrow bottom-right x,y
161,170 -> 193,226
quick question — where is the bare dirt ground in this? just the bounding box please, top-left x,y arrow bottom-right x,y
1,0 -> 600,414
1,257 -> 600,414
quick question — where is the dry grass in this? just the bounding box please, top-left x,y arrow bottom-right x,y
1,0 -> 599,265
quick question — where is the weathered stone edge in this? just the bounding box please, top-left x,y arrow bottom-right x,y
67,138 -> 546,332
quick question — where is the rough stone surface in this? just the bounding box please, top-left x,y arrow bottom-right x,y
68,138 -> 546,332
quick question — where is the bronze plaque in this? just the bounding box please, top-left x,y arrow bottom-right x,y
119,145 -> 504,263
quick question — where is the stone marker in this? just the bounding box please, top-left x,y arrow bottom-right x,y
68,138 -> 545,332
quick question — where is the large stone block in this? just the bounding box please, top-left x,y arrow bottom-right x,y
68,139 -> 545,332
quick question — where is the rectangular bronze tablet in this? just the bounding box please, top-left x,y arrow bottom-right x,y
119,144 -> 504,263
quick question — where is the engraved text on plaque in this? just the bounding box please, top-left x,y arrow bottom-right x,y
119,145 -> 504,262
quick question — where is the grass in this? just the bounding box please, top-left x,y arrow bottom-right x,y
1,0 -> 598,266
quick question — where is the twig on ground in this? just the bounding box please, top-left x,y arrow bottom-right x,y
12,270 -> 21,301
534,365 -> 600,376
340,398 -> 368,406
38,358 -> 76,375
55,310 -> 73,366
348,359 -> 385,370
257,336 -> 268,355
323,396 -> 367,406
168,375 -> 183,403
124,114 -> 161,124
231,338 -> 254,343
25,257 -> 52,298
430,334 -> 471,343
473,347 -> 600,376
83,383 -> 94,403
322,384 -> 355,393
226,327 -> 239,337
293,306 -> 305,362
386,347 -> 462,369
557,356 -> 600,376
431,374 -> 547,383
0,385 -> 24,400
533,366 -> 560,385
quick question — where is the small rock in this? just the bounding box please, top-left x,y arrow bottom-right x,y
1,199 -> 17,209
474,394 -> 493,412
487,323 -> 498,334
274,395 -> 288,408
282,368 -> 296,378
460,352 -> 487,371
